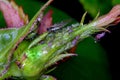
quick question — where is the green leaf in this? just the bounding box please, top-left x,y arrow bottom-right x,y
0,12 -> 6,28
0,0 -> 111,80
45,53 -> 76,68
79,0 -> 112,17
112,0 -> 120,5
0,27 -> 25,65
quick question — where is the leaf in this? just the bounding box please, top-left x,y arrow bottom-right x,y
0,0 -> 111,80
0,12 -> 6,28
0,0 -> 28,28
45,53 -> 77,68
0,27 -> 25,65
38,10 -> 53,34
79,0 -> 112,17
112,0 -> 120,5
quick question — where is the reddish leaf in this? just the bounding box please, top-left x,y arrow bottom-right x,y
0,0 -> 28,28
38,10 -> 53,34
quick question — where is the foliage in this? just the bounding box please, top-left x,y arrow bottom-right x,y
79,0 -> 120,17
0,0 -> 120,80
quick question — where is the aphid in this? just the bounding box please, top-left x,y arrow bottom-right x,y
47,26 -> 61,32
71,23 -> 79,27
95,32 -> 106,41
47,20 -> 70,32
37,17 -> 41,22
72,36 -> 80,46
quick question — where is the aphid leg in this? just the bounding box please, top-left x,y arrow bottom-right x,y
99,28 -> 111,33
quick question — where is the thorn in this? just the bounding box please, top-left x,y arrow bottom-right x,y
94,11 -> 100,20
99,28 -> 111,33
80,11 -> 87,25
64,52 -> 78,56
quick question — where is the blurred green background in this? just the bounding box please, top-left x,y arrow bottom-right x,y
1,0 -> 120,80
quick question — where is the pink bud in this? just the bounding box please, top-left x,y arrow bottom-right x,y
93,5 -> 120,27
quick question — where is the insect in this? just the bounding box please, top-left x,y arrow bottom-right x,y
47,20 -> 71,32
95,32 -> 106,41
47,26 -> 61,32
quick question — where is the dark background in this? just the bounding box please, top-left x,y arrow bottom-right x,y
40,0 -> 119,80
